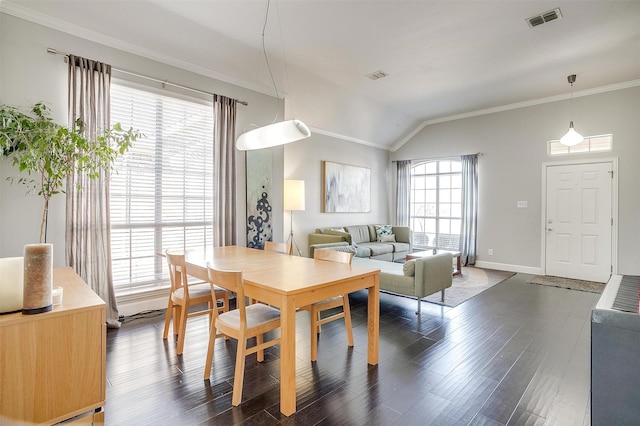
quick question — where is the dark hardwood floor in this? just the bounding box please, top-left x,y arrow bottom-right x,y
105,272 -> 597,425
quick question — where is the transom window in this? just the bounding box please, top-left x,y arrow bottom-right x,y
410,159 -> 462,251
109,82 -> 214,294
548,134 -> 613,155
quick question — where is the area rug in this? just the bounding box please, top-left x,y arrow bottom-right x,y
424,267 -> 515,307
527,275 -> 605,294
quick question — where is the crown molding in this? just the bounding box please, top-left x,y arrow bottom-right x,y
308,126 -> 382,150
390,79 -> 640,152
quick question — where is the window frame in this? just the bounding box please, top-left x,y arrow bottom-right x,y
109,79 -> 215,295
409,159 -> 462,251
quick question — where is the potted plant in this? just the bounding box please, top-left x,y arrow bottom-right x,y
0,102 -> 140,243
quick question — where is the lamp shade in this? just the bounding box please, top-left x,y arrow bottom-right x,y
560,121 -> 584,146
284,180 -> 305,211
236,119 -> 311,151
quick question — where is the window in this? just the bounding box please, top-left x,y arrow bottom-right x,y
548,134 -> 613,155
410,159 -> 462,251
110,82 -> 214,294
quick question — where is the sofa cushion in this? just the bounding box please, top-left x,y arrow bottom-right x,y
374,225 -> 393,241
403,259 -> 416,276
346,225 -> 372,244
358,242 -> 393,256
391,242 -> 410,253
380,234 -> 396,242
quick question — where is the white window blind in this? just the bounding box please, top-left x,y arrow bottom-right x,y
410,160 -> 462,251
110,82 -> 214,294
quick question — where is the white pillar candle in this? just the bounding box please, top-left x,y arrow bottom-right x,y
23,243 -> 53,315
0,257 -> 24,313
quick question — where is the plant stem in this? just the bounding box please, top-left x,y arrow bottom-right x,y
40,198 -> 49,244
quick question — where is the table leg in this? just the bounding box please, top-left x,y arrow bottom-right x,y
280,295 -> 297,416
453,255 -> 462,276
367,274 -> 380,365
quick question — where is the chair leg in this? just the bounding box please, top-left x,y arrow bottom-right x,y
232,335 -> 247,406
310,307 -> 319,362
203,320 -> 217,379
256,334 -> 264,362
162,297 -> 173,339
176,304 -> 188,355
441,289 -> 445,303
342,295 -> 354,347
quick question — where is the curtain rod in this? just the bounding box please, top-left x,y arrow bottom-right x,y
47,48 -> 248,106
392,152 -> 483,163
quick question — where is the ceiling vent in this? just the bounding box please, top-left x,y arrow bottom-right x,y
366,70 -> 388,81
526,8 -> 563,28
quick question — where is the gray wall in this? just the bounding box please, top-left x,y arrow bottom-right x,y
284,132 -> 391,257
392,86 -> 640,274
0,13 -> 282,265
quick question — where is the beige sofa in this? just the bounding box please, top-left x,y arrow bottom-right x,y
312,243 -> 453,314
308,224 -> 411,261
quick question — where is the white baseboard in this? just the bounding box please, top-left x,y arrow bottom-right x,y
474,261 -> 542,275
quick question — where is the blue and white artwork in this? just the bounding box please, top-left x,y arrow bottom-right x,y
246,149 -> 272,249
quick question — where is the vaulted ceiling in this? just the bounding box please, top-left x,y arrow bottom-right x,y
3,1 -> 640,150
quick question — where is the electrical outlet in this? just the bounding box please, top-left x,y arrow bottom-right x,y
517,201 -> 528,208
488,249 -> 494,256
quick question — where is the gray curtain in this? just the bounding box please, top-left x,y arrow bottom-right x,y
396,160 -> 411,227
460,154 -> 479,265
213,95 -> 237,247
66,55 -> 121,327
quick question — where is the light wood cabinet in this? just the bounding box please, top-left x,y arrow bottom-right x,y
0,267 -> 106,425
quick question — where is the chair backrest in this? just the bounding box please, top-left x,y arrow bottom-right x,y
165,250 -> 190,297
264,241 -> 291,254
207,265 -> 247,320
314,248 -> 353,265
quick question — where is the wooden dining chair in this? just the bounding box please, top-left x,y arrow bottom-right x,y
162,250 -> 229,355
264,241 -> 291,254
303,248 -> 355,361
203,265 -> 281,406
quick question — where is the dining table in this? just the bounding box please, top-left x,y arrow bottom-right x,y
182,245 -> 380,416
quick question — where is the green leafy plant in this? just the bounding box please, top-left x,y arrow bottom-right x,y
0,102 -> 141,243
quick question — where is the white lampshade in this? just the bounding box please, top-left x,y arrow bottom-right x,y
236,119 -> 311,151
284,180 -> 305,211
560,121 -> 584,146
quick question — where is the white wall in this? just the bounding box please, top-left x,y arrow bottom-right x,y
284,132 -> 391,257
0,13 -> 281,265
391,86 -> 640,274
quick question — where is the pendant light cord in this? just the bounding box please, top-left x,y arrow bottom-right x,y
262,0 -> 280,125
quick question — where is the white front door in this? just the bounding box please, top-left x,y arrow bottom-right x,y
545,162 -> 612,282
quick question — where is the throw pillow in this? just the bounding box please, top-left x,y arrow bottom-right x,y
380,234 -> 396,243
403,259 -> 416,277
374,224 -> 393,242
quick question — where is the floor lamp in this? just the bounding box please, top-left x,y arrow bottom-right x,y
284,180 -> 305,256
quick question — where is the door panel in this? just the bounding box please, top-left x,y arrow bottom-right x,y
545,162 -> 612,282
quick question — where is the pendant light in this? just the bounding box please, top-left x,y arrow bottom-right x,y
559,74 -> 584,147
236,0 -> 311,151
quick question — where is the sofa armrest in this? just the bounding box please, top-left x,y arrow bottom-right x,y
414,253 -> 453,298
392,226 -> 411,243
308,233 -> 346,247
308,242 -> 351,258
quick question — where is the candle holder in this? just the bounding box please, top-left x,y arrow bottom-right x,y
0,257 -> 24,314
23,243 -> 53,315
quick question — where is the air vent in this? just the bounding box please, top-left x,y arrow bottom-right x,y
366,70 -> 388,81
526,8 -> 562,28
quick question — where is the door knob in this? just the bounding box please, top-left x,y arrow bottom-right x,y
547,227 -> 553,231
